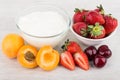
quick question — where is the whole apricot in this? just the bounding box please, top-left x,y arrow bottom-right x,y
2,33 -> 24,58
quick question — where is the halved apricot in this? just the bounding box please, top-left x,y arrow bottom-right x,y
36,45 -> 60,71
17,45 -> 38,68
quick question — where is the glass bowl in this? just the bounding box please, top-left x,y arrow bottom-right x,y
16,4 -> 71,48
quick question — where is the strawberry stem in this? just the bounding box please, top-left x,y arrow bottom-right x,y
80,28 -> 88,37
108,14 -> 112,16
90,23 -> 104,36
97,4 -> 104,10
74,8 -> 80,13
97,4 -> 105,15
61,39 -> 70,51
74,8 -> 85,13
87,25 -> 94,32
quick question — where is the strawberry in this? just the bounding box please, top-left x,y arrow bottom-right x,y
86,10 -> 105,25
73,51 -> 89,70
103,15 -> 118,35
73,22 -> 88,37
60,51 -> 75,70
73,8 -> 88,23
88,23 -> 106,39
61,39 -> 82,54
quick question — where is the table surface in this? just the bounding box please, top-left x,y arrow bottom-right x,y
0,0 -> 120,80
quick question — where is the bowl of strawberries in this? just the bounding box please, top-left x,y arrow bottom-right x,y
70,4 -> 118,45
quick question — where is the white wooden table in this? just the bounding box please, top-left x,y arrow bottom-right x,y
0,0 -> 120,80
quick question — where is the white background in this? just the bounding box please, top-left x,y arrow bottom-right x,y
0,0 -> 120,80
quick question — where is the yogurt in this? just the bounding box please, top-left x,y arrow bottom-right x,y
17,11 -> 68,37
17,11 -> 69,48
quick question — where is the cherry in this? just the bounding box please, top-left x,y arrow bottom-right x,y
93,55 -> 107,68
84,46 -> 97,61
98,45 -> 109,51
98,45 -> 112,58
98,49 -> 112,58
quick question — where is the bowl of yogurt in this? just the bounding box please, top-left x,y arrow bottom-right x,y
16,4 -> 71,48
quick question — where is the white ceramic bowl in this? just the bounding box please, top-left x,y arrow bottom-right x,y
70,24 -> 118,45
16,4 -> 71,48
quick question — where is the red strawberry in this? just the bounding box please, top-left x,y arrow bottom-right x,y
89,23 -> 106,39
103,15 -> 118,35
61,39 -> 82,54
86,10 -> 105,25
60,51 -> 75,70
73,8 -> 88,23
73,22 -> 88,37
73,51 -> 89,70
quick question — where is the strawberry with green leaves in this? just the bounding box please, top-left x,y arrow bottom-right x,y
103,15 -> 118,35
73,22 -> 88,37
88,23 -> 106,39
61,39 -> 82,54
61,40 -> 90,71
73,8 -> 88,23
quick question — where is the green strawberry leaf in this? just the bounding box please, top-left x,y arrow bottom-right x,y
87,25 -> 94,32
97,4 -> 105,15
74,8 -> 80,13
80,28 -> 88,37
90,23 -> 104,36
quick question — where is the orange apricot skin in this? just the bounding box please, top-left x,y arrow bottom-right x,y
2,34 -> 24,58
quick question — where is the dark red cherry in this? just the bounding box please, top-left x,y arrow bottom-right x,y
94,55 -> 107,68
84,46 -> 97,61
98,45 -> 112,58
98,45 -> 109,51
98,49 -> 112,58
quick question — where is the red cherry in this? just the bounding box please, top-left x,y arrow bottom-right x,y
93,55 -> 107,68
98,45 -> 112,58
84,46 -> 97,61
98,45 -> 109,51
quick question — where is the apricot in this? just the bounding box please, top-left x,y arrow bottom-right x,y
2,33 -> 24,58
36,45 -> 60,71
17,45 -> 38,68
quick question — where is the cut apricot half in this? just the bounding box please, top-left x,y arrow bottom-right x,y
17,45 -> 38,68
36,45 -> 60,71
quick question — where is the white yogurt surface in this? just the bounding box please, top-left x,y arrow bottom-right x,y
17,11 -> 68,37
